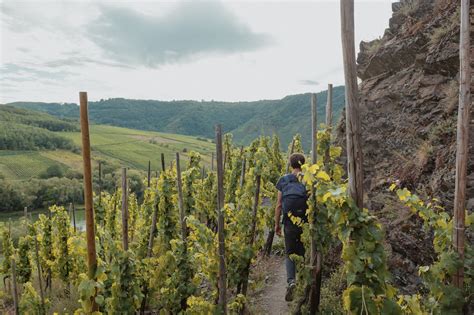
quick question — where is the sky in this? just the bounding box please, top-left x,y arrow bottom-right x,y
0,0 -> 393,103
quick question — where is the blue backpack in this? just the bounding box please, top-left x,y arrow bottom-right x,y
281,174 -> 308,222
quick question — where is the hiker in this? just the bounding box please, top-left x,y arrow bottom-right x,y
274,153 -> 308,302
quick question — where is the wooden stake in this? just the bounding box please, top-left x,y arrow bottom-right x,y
11,258 -> 19,315
286,139 -> 296,174
121,167 -> 129,251
309,93 -> 322,314
240,157 -> 246,189
211,152 -> 215,172
141,196 -> 159,314
325,84 -> 334,170
161,153 -> 166,172
215,124 -> 227,314
72,201 -> 77,233
34,235 -> 45,314
241,174 -> 261,298
79,91 -> 98,311
147,201 -> 159,258
311,94 -> 317,164
98,160 -> 102,205
326,84 -> 333,128
453,0 -> 471,288
24,207 -> 28,220
341,0 -> 364,208
176,153 -> 187,241
147,160 -> 151,188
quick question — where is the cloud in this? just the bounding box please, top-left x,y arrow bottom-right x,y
0,63 -> 75,83
87,1 -> 273,67
299,79 -> 320,86
43,56 -> 132,69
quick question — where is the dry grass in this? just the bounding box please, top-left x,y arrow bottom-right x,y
428,6 -> 460,45
398,0 -> 422,17
414,141 -> 433,170
365,38 -> 384,55
443,80 -> 459,114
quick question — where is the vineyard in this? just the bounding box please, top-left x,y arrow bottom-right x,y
0,0 -> 472,314
0,151 -> 61,180
0,121 -> 472,314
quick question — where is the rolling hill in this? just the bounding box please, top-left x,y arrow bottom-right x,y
8,86 -> 345,149
0,106 -> 215,180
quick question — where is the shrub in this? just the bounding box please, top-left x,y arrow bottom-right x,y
39,165 -> 65,179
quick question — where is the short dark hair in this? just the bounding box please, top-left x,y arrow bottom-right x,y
290,153 -> 305,169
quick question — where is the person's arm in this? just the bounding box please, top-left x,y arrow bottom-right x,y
274,191 -> 282,236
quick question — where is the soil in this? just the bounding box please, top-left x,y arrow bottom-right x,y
251,255 -> 290,315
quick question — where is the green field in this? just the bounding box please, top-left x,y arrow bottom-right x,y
0,125 -> 214,180
0,151 -> 66,179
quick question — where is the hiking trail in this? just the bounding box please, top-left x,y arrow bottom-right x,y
253,255 -> 289,315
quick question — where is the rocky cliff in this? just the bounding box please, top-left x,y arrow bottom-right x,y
337,0 -> 473,293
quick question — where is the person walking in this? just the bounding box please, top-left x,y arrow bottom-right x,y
274,153 -> 308,301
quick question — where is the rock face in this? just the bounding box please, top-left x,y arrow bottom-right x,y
337,0 -> 473,293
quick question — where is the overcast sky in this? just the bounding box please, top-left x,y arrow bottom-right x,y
0,0 -> 393,103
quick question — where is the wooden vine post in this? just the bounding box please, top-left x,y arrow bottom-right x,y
147,160 -> 151,188
215,124 -> 227,314
240,157 -> 247,188
325,84 -> 333,169
309,93 -> 322,313
326,83 -> 333,128
33,234 -> 46,314
72,201 -> 77,233
341,0 -> 364,208
453,0 -> 471,288
211,152 -> 215,172
11,258 -> 19,315
79,91 -> 98,311
121,167 -> 129,251
286,138 -> 296,173
98,160 -> 102,205
161,153 -> 166,172
241,174 -> 261,299
176,153 -> 187,241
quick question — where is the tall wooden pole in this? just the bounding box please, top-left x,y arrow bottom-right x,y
79,91 -> 98,311
121,167 -> 129,251
176,153 -> 187,241
326,84 -> 333,128
98,160 -> 102,205
453,0 -> 471,288
311,94 -> 318,163
286,139 -> 296,173
325,84 -> 334,170
309,93 -> 321,313
241,174 -> 261,298
147,202 -> 159,258
341,0 -> 364,208
161,153 -> 166,172
215,124 -> 227,314
34,235 -> 46,314
211,152 -> 215,172
11,258 -> 19,315
72,201 -> 77,233
147,160 -> 151,188
240,157 -> 246,189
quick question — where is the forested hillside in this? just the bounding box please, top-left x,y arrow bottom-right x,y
0,106 -> 77,150
9,86 -> 345,148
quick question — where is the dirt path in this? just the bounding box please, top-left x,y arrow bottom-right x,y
252,255 -> 290,314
